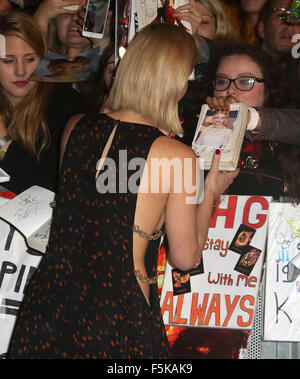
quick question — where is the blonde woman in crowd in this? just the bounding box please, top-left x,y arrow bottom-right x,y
174,0 -> 239,43
8,23 -> 238,359
0,12 -> 87,194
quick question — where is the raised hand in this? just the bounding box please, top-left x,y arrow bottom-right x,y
34,0 -> 84,35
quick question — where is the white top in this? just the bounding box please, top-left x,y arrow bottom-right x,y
195,127 -> 232,149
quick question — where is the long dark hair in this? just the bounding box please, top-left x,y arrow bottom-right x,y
78,43 -> 115,113
207,42 -> 292,107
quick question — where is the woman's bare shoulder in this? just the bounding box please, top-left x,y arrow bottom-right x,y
150,135 -> 197,160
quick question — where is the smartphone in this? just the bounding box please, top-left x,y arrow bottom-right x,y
82,0 -> 110,39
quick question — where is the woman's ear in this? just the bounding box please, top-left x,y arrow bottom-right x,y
257,21 -> 265,39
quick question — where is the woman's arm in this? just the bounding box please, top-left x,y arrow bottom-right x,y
163,139 -> 238,271
250,107 -> 300,145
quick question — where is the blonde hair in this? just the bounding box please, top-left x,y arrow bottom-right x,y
104,23 -> 198,135
0,12 -> 52,159
197,0 -> 238,42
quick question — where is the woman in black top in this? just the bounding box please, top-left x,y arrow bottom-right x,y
206,43 -> 299,201
0,12 -> 87,195
7,22 -> 238,359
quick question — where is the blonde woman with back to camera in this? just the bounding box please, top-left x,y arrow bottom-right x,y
8,23 -> 238,359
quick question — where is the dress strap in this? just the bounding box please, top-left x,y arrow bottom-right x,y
132,225 -> 163,240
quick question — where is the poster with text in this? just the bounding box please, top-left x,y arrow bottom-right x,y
0,191 -> 45,358
160,195 -> 272,331
264,202 -> 300,342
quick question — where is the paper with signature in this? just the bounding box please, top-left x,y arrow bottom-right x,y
0,168 -> 10,183
0,185 -> 54,252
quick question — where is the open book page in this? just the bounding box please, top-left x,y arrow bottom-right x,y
0,168 -> 10,183
0,186 -> 55,252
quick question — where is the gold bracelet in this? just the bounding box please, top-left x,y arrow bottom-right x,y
134,270 -> 158,284
132,225 -> 162,240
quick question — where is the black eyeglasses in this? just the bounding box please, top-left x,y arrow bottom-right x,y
213,76 -> 265,92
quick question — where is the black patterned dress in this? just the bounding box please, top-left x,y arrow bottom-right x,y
7,114 -> 171,359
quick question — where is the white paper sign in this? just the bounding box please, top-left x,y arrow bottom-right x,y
0,209 -> 44,357
264,202 -> 300,342
0,187 -> 53,357
160,195 -> 271,330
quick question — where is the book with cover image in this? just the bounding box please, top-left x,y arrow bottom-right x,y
0,185 -> 55,253
192,103 -> 248,171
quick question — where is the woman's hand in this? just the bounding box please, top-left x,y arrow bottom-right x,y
173,0 -> 203,35
206,95 -> 238,112
34,0 -> 84,35
206,95 -> 262,131
204,149 -> 240,200
64,9 -> 112,61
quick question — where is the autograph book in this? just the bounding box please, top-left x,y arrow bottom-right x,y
0,168 -> 10,183
0,185 -> 55,253
192,103 -> 248,171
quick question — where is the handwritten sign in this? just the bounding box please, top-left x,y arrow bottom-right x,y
264,202 -> 300,342
0,186 -> 54,252
136,0 -> 159,30
0,192 -> 45,358
160,195 -> 271,330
